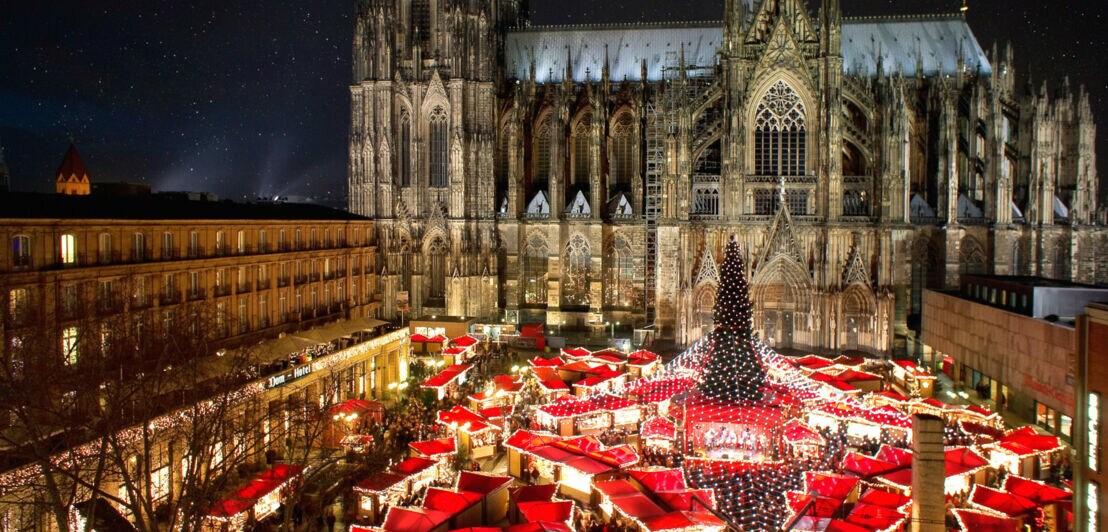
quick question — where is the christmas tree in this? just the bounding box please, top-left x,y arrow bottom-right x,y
700,236 -> 766,402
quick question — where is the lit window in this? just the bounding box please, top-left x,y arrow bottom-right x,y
237,230 -> 246,254
60,234 -> 76,264
61,326 -> 78,365
12,235 -> 31,268
754,80 -> 807,177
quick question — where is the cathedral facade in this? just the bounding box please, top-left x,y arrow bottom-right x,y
348,0 -> 1106,355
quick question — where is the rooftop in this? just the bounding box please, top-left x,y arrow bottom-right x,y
0,191 -> 367,221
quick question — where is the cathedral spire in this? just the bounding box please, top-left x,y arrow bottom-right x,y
55,142 -> 91,196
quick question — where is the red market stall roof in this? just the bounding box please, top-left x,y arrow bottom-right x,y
532,367 -> 569,391
835,369 -> 882,382
480,405 -> 512,419
793,355 -> 835,370
870,390 -> 909,403
832,356 -> 866,367
857,405 -> 913,429
786,491 -> 842,518
510,484 -> 560,503
823,520 -> 873,532
804,471 -> 860,500
381,506 -> 453,532
409,437 -> 456,457
538,395 -> 601,418
969,485 -> 1039,517
963,404 -> 998,419
844,503 -> 906,530
456,471 -> 512,495
857,488 -> 911,510
410,333 -> 430,343
443,346 -> 471,356
329,398 -> 383,417
574,370 -> 623,389
438,405 -> 498,434
1003,475 -> 1073,504
503,430 -> 561,452
591,353 -> 628,365
628,350 -> 659,366
952,508 -> 1021,531
423,487 -> 484,514
875,445 -> 913,468
840,452 -> 903,478
354,472 -> 408,494
892,359 -> 933,377
427,334 -> 448,343
782,419 -> 825,446
450,335 -> 480,347
641,417 -> 677,440
995,426 -> 1064,455
529,356 -> 565,367
392,456 -> 439,476
505,522 -> 573,532
812,401 -> 864,420
421,364 -> 473,389
518,500 -> 574,524
642,511 -> 726,531
945,447 -> 990,477
449,528 -> 502,532
205,464 -> 305,519
960,420 -> 1006,441
508,431 -> 639,474
595,480 -> 667,518
561,347 -> 592,359
624,376 -> 696,403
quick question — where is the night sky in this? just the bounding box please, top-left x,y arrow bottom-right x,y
1,1 -> 1105,202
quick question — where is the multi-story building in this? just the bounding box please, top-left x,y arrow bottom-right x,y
348,0 -> 1107,355
1077,302 -> 1108,531
0,155 -> 411,529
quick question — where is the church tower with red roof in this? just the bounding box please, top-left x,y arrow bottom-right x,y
55,143 -> 90,195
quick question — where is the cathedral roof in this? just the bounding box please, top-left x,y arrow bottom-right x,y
505,15 -> 990,83
56,143 -> 90,184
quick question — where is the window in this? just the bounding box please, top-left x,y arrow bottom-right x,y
562,235 -> 591,307
238,298 -> 248,333
611,113 -> 634,188
279,229 -> 287,250
189,231 -> 199,257
61,284 -> 79,317
429,106 -> 449,187
162,232 -> 174,259
132,232 -> 146,261
98,233 -> 112,264
12,235 -> 31,268
237,230 -> 246,254
8,288 -> 28,325
189,271 -> 200,298
163,274 -> 176,301
522,236 -> 548,306
496,125 -> 510,191
215,231 -> 226,255
400,113 -> 412,187
60,234 -> 76,264
258,230 -> 267,252
61,326 -> 78,365
754,80 -> 807,176
572,114 -> 591,185
604,237 -> 638,308
295,229 -> 302,249
427,238 -> 448,301
259,295 -> 268,327
533,116 -> 551,184
1091,392 -> 1101,472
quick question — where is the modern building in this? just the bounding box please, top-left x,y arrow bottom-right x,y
921,275 -> 1108,440
347,0 -> 1107,356
0,159 -> 411,528
1076,302 -> 1108,531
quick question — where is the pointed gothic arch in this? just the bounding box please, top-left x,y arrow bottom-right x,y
960,235 -> 987,276
752,80 -> 808,177
532,109 -> 554,188
604,234 -> 637,308
609,111 -> 635,192
570,111 -> 593,187
909,235 -> 944,317
562,234 -> 591,307
751,254 -> 812,348
522,234 -> 549,306
424,234 -> 449,303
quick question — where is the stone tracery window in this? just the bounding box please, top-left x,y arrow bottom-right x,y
429,106 -> 448,188
399,112 -> 412,187
533,116 -> 552,184
604,236 -> 638,308
754,81 -> 806,176
572,114 -> 591,185
611,113 -> 634,189
522,235 -> 548,306
426,237 -> 447,301
562,235 -> 591,307
497,125 -> 510,192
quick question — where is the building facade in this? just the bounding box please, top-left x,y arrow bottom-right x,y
348,0 -> 1107,355
1077,302 -> 1108,531
0,190 -> 410,529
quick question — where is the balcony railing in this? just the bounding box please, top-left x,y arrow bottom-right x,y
213,285 -> 233,298
159,293 -> 181,306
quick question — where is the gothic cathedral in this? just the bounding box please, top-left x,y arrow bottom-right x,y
348,0 -> 1107,355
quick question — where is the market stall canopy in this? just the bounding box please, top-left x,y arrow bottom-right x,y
517,500 -> 574,523
561,347 -> 592,359
804,471 -> 860,500
857,488 -> 911,510
256,334 -> 324,363
969,485 -> 1039,517
1002,475 -> 1073,504
529,356 -> 565,367
423,487 -> 484,514
510,484 -> 560,503
380,506 -> 453,532
205,464 -> 305,519
786,491 -> 842,518
450,335 -> 480,347
391,456 -> 439,476
421,364 -> 473,389
951,508 -> 1021,532
840,452 -> 903,478
505,522 -> 573,532
456,471 -> 512,495
409,437 -> 457,458
844,502 -> 907,530
438,405 -> 499,434
782,419 -> 825,446
354,472 -> 408,494
641,417 -> 677,440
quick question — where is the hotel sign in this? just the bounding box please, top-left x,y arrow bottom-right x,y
267,364 -> 313,389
